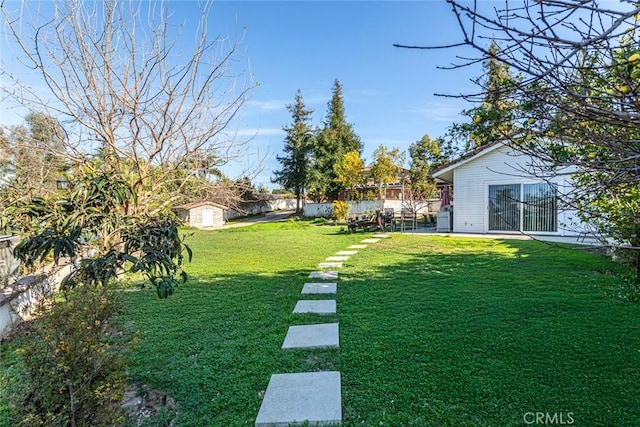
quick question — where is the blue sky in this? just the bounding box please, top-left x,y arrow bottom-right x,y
201,1 -> 489,189
1,1 -> 492,189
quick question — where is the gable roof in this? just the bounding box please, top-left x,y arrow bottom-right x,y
430,140 -> 506,182
174,201 -> 228,211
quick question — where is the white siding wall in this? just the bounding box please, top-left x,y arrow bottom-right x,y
452,145 -> 585,236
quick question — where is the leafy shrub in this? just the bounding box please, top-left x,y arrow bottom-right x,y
332,200 -> 349,222
2,160 -> 189,425
11,285 -> 137,426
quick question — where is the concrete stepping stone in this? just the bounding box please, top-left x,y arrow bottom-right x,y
282,323 -> 339,349
349,244 -> 367,249
309,271 -> 338,280
326,256 -> 349,261
361,239 -> 380,244
336,250 -> 357,255
293,300 -> 336,315
302,283 -> 337,294
255,371 -> 342,427
318,262 -> 342,268
372,234 -> 390,238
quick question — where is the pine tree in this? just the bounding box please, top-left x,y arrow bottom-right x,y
308,79 -> 363,201
484,41 -> 513,112
272,90 -> 315,213
448,40 -> 516,150
471,40 -> 516,148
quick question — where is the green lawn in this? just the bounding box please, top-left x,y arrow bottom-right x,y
2,220 -> 639,426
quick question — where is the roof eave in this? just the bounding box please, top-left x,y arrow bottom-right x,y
431,140 -> 506,182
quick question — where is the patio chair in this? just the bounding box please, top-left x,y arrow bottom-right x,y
399,207 -> 416,232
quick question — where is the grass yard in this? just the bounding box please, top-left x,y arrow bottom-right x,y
2,220 -> 639,426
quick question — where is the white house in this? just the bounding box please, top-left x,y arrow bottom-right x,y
174,202 -> 227,228
431,141 -> 587,236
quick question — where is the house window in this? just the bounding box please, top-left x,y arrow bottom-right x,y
488,183 -> 557,233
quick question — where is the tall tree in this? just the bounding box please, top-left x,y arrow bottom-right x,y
370,144 -> 405,201
0,0 -> 253,215
272,90 -> 315,213
448,41 -> 517,150
0,1 -> 251,418
308,79 -> 362,201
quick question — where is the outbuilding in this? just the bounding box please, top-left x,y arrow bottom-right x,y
431,141 -> 589,236
174,202 -> 227,228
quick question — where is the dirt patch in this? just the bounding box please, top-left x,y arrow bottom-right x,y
122,384 -> 177,426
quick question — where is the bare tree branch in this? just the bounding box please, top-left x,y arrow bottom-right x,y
1,0 -> 256,210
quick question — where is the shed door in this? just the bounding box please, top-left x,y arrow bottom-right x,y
201,209 -> 214,227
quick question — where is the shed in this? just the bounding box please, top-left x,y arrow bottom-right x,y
174,202 -> 227,228
431,141 -> 588,236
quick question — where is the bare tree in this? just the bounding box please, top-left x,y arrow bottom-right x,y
397,0 -> 640,274
1,0 -> 254,213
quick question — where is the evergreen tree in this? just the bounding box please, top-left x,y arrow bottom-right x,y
448,41 -> 517,150
484,41 -> 513,113
308,79 -> 362,201
272,90 -> 315,213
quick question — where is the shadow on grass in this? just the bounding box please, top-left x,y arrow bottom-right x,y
4,230 -> 636,426
121,267 -> 343,427
336,237 -> 640,426
122,235 -> 639,426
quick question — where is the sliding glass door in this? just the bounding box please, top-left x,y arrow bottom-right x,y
488,184 -> 520,231
488,183 -> 557,233
522,183 -> 557,232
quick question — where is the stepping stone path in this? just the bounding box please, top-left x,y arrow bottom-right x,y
317,262 -> 343,268
293,300 -> 336,315
256,234 -> 390,426
302,283 -> 337,295
255,372 -> 342,427
310,271 -> 339,280
361,238 -> 380,244
282,323 -> 340,349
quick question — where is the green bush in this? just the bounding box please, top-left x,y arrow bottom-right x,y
11,285 -> 137,426
2,164 -> 190,426
332,200 -> 349,222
